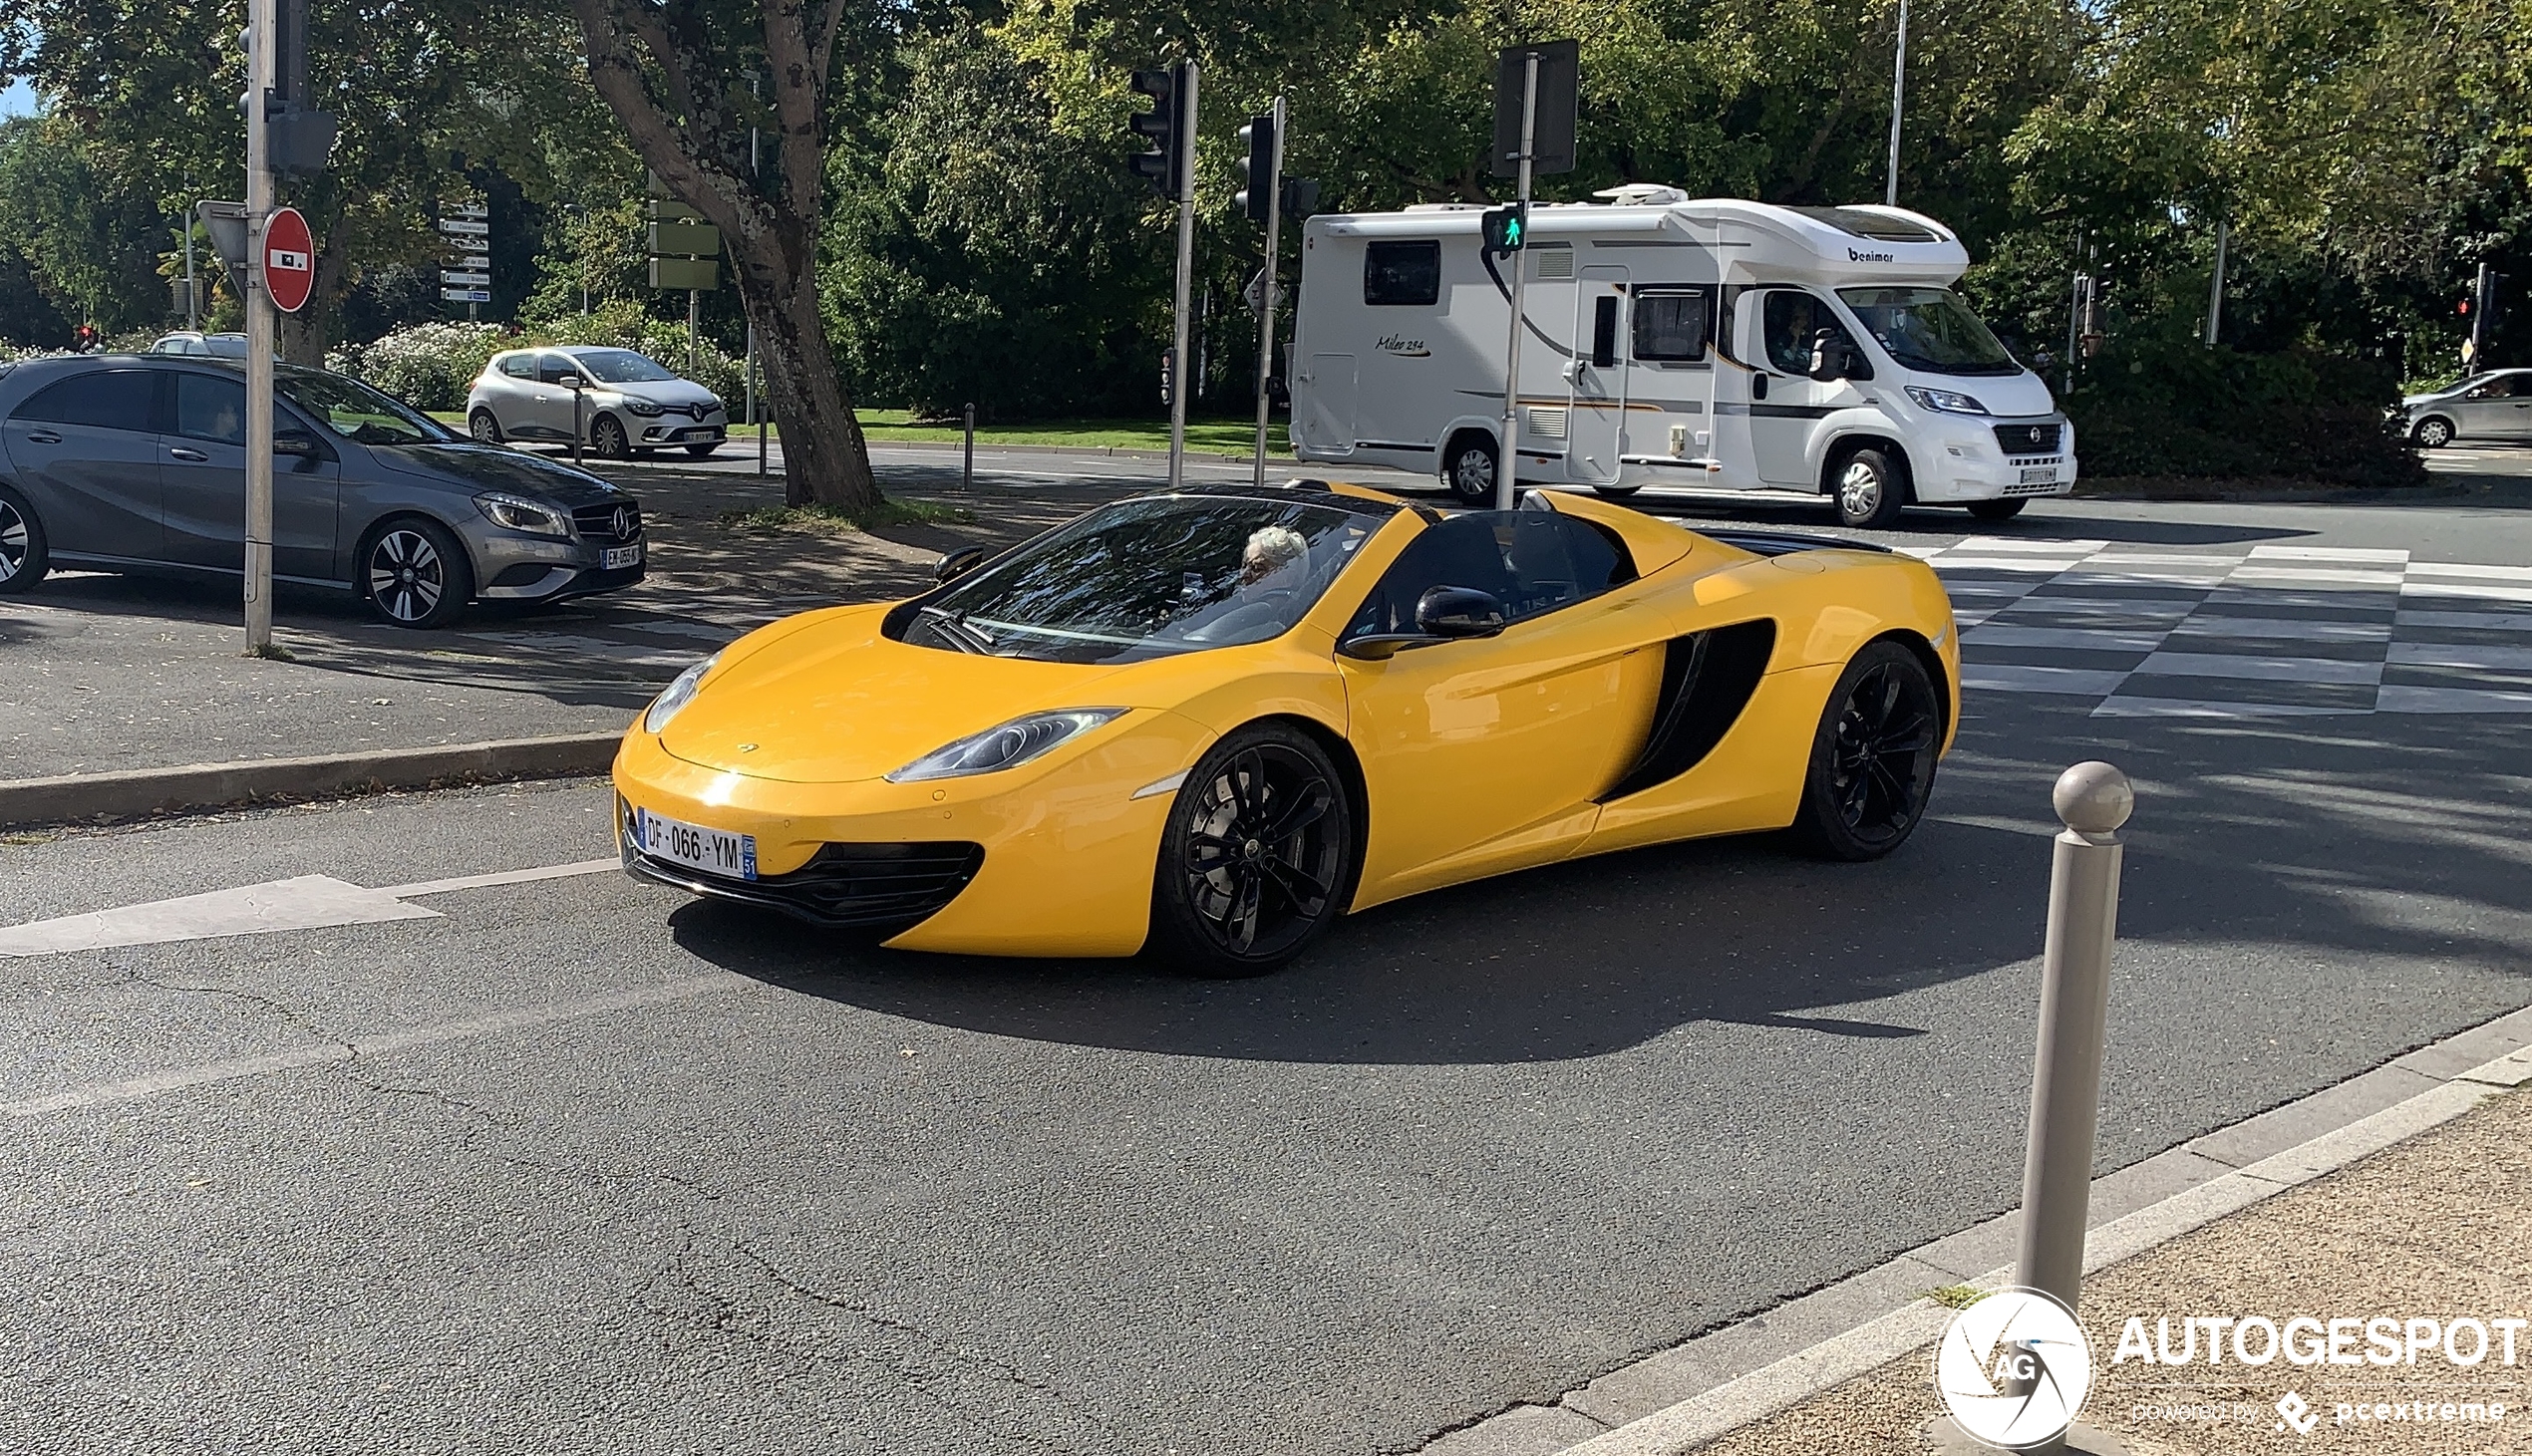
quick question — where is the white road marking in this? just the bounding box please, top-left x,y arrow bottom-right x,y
2,973 -> 752,1118
1959,664 -> 2132,696
2404,580 -> 2532,605
0,876 -> 441,958
1962,625 -> 2167,652
2228,565 -> 2406,587
2396,609 -> 2532,633
2248,545 -> 2411,562
2168,615 -> 2393,642
2089,697 -> 2350,718
2402,561 -> 2532,581
2376,685 -> 2532,714
2131,651 -> 2382,684
384,858 -> 622,899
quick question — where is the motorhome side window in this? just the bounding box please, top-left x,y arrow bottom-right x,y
1761,291 -> 1858,375
1364,241 -> 1441,306
1632,291 -> 1710,362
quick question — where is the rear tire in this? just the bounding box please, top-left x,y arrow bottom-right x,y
1830,446 -> 1909,529
1967,497 -> 2028,522
1788,641 -> 1942,861
1441,433 -> 1499,506
468,409 -> 504,445
1147,724 -> 1355,978
0,484 -> 50,594
362,517 -> 474,630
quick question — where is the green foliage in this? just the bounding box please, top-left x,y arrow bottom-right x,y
2065,328 -> 2421,487
0,118 -> 171,335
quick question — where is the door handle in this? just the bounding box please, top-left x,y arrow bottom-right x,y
25,430 -> 61,445
167,446 -> 209,461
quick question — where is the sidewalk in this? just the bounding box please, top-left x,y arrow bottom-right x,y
1649,1087 -> 2532,1455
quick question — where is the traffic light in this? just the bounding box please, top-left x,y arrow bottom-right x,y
1481,203 -> 1528,257
1281,177 -> 1322,218
1128,64 -> 1192,201
1234,113 -> 1275,222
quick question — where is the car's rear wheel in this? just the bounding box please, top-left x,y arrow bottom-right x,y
1148,724 -> 1354,978
1441,433 -> 1499,506
1967,497 -> 2028,522
591,414 -> 632,459
468,409 -> 503,445
0,485 -> 50,594
1788,641 -> 1941,861
2411,416 -> 2455,448
362,517 -> 473,630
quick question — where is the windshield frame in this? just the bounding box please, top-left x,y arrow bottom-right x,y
894,492 -> 1396,665
568,349 -> 681,386
274,368 -> 459,444
1836,286 -> 2024,378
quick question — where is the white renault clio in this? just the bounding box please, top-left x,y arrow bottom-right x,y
467,347 -> 729,458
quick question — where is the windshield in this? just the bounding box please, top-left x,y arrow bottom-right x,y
903,496 -> 1385,664
1837,287 -> 2022,377
572,349 -> 680,385
276,371 -> 455,444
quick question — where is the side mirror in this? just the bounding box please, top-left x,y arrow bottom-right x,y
557,374 -> 585,390
933,546 -> 986,583
274,429 -> 319,457
1415,585 -> 1507,639
1808,330 -> 1847,382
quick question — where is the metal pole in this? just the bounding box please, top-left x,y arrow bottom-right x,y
183,210 -> 199,333
1497,51 -> 1539,512
962,402 -> 975,492
2471,261 -> 2494,369
1252,94 -> 1287,488
746,324 -> 762,476
1885,0 -> 1908,208
2012,761 -> 2132,1352
2202,220 -> 2228,347
688,288 -> 700,375
1166,60 -> 1199,491
571,383 -> 584,469
243,0 -> 277,655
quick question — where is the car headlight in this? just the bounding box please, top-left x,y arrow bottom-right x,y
1904,386 -> 1990,416
643,653 -> 720,734
621,399 -> 665,417
475,491 -> 570,536
885,709 -> 1128,783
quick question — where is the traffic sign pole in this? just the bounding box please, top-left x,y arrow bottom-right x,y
1166,60 -> 1198,492
1497,50 -> 1538,511
244,0 -> 277,655
1251,94 -> 1287,489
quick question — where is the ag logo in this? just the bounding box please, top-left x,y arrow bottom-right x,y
1934,1288 -> 2093,1449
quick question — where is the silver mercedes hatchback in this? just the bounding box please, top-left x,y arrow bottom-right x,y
465,347 -> 728,459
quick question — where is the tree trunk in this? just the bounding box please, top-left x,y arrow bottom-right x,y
740,244 -> 877,511
275,212 -> 352,370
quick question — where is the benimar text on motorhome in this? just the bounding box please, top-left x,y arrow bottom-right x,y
1287,189 -> 2073,527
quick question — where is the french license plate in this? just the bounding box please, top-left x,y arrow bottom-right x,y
2019,466 -> 2059,485
602,543 -> 642,570
635,807 -> 757,881
684,428 -> 723,441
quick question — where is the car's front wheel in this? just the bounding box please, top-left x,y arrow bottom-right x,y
2411,416 -> 2455,448
1831,446 -> 1909,529
1788,641 -> 1942,861
591,414 -> 632,459
363,518 -> 474,630
0,485 -> 50,594
468,409 -> 503,445
1148,724 -> 1355,978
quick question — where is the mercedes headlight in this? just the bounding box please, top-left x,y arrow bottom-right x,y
886,710 -> 1127,783
643,653 -> 720,734
475,491 -> 570,536
1905,386 -> 1991,416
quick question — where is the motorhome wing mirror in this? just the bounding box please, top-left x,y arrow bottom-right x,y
1808,330 -> 1846,382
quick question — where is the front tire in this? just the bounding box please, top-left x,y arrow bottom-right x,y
1830,445 -> 1909,529
468,409 -> 504,444
1441,434 -> 1499,506
1967,497 -> 2028,522
591,414 -> 632,459
2411,416 -> 2455,448
0,485 -> 50,594
1148,724 -> 1355,978
362,518 -> 474,630
1788,641 -> 1941,861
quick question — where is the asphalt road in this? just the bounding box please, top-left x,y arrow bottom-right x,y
6,452 -> 2532,1453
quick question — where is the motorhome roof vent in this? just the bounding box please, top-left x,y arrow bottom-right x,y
1594,184 -> 1689,206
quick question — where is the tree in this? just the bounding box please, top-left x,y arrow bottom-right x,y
565,0 -> 885,514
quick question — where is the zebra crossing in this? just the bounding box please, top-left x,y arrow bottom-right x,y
1914,538 -> 2532,717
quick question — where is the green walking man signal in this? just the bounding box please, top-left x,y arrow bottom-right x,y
1481,203 -> 1527,257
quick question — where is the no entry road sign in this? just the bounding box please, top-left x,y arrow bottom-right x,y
265,206 -> 315,314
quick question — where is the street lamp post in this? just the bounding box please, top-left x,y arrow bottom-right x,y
1885,0 -> 1908,208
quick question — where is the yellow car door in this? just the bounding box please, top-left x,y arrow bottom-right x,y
1335,509 -> 1663,906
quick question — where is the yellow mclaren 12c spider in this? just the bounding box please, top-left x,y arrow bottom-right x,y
613,481 -> 1960,976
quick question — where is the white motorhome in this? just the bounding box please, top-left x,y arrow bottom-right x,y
1287,189 -> 2073,527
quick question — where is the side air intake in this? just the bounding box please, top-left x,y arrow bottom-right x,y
1601,620 -> 1777,802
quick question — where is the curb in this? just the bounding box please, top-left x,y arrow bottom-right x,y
0,732 -> 622,831
1422,1002 -> 2532,1456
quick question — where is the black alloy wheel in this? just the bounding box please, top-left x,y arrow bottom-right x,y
1789,641 -> 1942,860
469,409 -> 503,444
0,486 -> 49,593
1443,436 -> 1499,506
363,518 -> 473,630
1967,497 -> 2028,522
591,414 -> 632,459
2411,416 -> 2454,448
1149,725 -> 1354,977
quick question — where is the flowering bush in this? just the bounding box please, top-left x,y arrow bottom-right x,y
345,311 -> 750,415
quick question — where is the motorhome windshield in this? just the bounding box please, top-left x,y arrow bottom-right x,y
1838,287 -> 2022,378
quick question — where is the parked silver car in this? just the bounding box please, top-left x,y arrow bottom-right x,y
0,354 -> 644,629
2400,369 -> 2532,447
148,331 -> 250,359
465,347 -> 728,459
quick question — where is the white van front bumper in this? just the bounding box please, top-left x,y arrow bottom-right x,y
1912,414 -> 2077,503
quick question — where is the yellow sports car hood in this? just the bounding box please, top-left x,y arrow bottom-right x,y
659,605 -> 1127,783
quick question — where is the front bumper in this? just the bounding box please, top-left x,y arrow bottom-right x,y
468,522 -> 647,602
1912,417 -> 2079,503
621,809 -> 984,934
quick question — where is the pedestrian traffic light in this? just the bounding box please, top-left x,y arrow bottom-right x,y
1481,203 -> 1527,257
1128,64 -> 1191,201
1234,113 -> 1275,222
